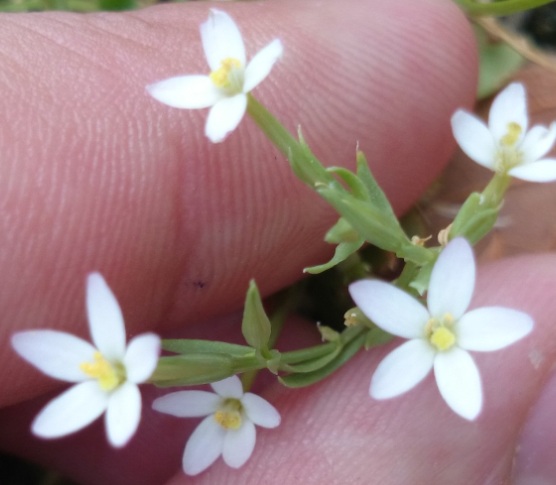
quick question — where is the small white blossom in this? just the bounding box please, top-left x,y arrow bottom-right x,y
11,272 -> 160,447
451,82 -> 556,182
153,375 -> 280,475
349,238 -> 533,420
147,9 -> 283,143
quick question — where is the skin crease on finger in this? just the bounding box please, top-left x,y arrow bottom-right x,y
0,0 -> 478,482
0,0 -> 476,409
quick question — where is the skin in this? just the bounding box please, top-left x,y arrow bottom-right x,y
1,0 -> 554,484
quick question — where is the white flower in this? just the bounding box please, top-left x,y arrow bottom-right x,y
348,238 -> 533,420
451,82 -> 556,182
152,375 -> 280,475
11,272 -> 160,447
147,9 -> 283,143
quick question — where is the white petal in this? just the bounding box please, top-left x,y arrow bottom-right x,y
222,420 -> 256,468
451,110 -> 497,169
434,348 -> 482,420
183,416 -> 225,476
32,381 -> 108,438
243,39 -> 283,93
147,75 -> 222,109
370,339 -> 435,399
11,330 -> 95,382
348,280 -> 429,338
211,375 -> 244,399
124,333 -> 161,384
457,306 -> 533,351
86,273 -> 126,361
205,94 -> 247,143
521,124 -> 556,163
428,238 -> 475,320
488,82 -> 528,141
508,159 -> 556,182
153,390 -> 220,417
201,9 -> 246,71
105,381 -> 141,447
242,393 -> 280,428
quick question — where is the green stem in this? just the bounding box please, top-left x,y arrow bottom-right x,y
482,171 -> 511,206
247,94 -> 334,187
454,0 -> 554,16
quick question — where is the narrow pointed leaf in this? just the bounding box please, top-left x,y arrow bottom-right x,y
242,280 -> 271,352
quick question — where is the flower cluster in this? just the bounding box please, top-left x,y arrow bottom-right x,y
349,238 -> 533,420
9,6 -> 548,482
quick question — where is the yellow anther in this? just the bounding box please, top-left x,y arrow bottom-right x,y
80,352 -> 123,391
209,58 -> 242,89
214,399 -> 243,430
500,122 -> 522,147
425,313 -> 456,352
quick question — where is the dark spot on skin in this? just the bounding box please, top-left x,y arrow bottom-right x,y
193,280 -> 206,289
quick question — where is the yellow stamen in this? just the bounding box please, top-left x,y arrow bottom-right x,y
430,327 -> 456,351
214,398 -> 243,430
80,352 -> 123,391
209,57 -> 242,90
425,313 -> 456,352
500,122 -> 522,147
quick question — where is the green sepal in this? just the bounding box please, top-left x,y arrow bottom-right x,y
162,339 -> 251,357
242,280 -> 271,352
279,328 -> 366,388
150,354 -> 235,387
449,192 -> 501,244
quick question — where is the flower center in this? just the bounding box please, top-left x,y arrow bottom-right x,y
214,398 -> 243,430
209,57 -> 243,92
80,351 -> 125,391
496,122 -> 524,172
425,313 -> 456,352
500,122 -> 522,147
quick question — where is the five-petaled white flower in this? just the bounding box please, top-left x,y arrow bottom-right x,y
451,82 -> 556,182
349,237 -> 533,420
147,9 -> 283,143
152,375 -> 280,475
11,272 -> 161,447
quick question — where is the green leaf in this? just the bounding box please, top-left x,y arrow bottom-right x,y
324,218 -> 360,245
364,327 -> 393,349
279,330 -> 366,388
242,280 -> 272,352
304,238 -> 364,274
476,26 -> 524,100
355,150 -> 397,219
450,192 -> 501,244
408,259 -> 436,296
327,166 -> 371,202
162,339 -> 252,357
151,354 -> 234,387
283,345 -> 342,373
317,324 -> 341,342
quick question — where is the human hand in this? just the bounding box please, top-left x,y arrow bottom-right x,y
4,1 -> 549,484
